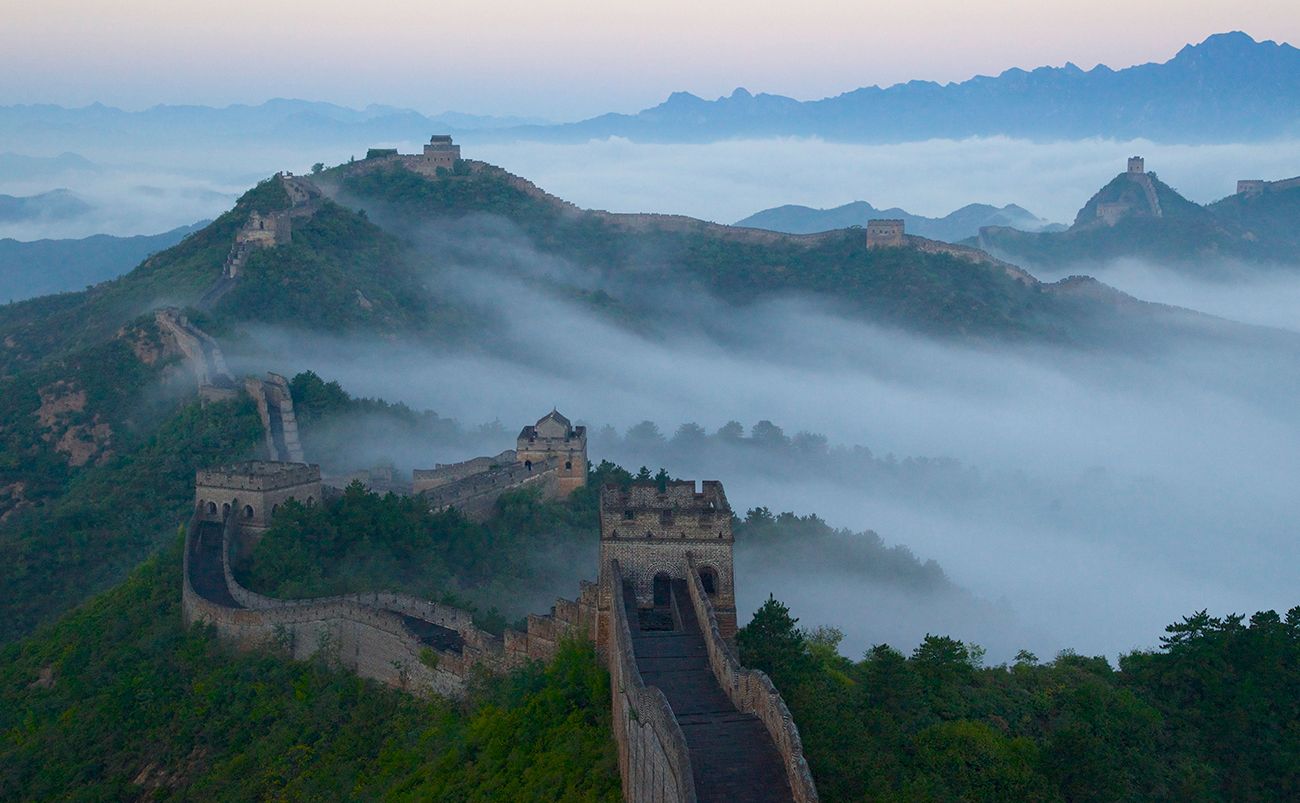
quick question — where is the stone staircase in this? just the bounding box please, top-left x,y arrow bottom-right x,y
626,580 -> 793,802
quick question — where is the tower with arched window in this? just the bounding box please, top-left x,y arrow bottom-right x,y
596,479 -> 737,642
194,461 -> 321,552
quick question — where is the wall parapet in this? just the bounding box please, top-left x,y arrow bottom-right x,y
608,560 -> 697,803
183,502 -> 595,697
685,554 -> 819,802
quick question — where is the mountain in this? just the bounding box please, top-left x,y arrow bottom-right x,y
977,161 -> 1300,270
0,189 -> 91,223
735,201 -> 1061,242
0,151 -> 98,180
494,32 -> 1300,143
0,100 -> 545,156
0,223 -> 204,302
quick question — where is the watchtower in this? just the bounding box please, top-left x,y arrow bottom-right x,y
517,410 -> 587,495
194,461 -> 321,549
1128,156 -> 1145,174
597,480 -> 737,639
865,218 -> 905,248
422,134 -> 461,172
1237,179 -> 1266,195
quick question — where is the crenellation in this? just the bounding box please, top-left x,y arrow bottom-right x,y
865,218 -> 905,248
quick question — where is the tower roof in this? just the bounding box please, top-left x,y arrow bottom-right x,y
537,409 -> 571,428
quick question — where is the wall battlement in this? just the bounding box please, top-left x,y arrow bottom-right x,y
1236,175 -> 1300,195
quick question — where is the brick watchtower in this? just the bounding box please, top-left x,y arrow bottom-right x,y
865,218 -> 905,248
597,480 -> 737,640
194,461 -> 321,552
516,410 -> 587,496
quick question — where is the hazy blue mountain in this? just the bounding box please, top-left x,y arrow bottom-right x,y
0,100 -> 547,155
0,222 -> 203,302
499,32 -> 1300,143
0,152 -> 98,180
735,201 -> 1062,242
0,189 -> 92,223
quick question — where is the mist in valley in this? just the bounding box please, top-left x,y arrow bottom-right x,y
213,199 -> 1300,665
11,124 -> 1300,663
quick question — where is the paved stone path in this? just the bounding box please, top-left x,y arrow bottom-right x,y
626,580 -> 793,802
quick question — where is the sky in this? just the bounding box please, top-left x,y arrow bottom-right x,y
2,0 -> 1298,119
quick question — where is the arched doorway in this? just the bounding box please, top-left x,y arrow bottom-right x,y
698,566 -> 718,595
652,573 -> 672,607
243,505 -> 254,520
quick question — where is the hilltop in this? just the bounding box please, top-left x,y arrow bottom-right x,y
977,158 -> 1300,270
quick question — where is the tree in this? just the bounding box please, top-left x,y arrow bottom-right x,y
737,595 -> 813,685
670,422 -> 708,449
625,420 -> 665,450
715,420 -> 745,443
311,162 -> 325,174
751,420 -> 789,450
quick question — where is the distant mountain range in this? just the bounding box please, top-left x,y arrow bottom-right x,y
1,32 -> 1297,151
0,189 -> 91,223
0,223 -> 203,302
516,32 -> 1300,143
735,202 -> 1062,242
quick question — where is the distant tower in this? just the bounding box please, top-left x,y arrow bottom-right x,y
1128,156 -> 1145,174
516,410 -> 587,496
1237,179 -> 1265,195
865,218 -> 905,248
422,135 -> 461,172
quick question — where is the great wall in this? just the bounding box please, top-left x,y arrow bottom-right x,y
157,297 -> 814,799
149,134 -> 1088,800
182,449 -> 818,801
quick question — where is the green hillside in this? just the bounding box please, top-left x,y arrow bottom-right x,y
333,162 -> 1115,341
0,541 -> 620,801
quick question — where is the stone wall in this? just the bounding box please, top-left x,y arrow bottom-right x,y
182,504 -> 597,698
243,373 -> 305,463
412,450 -> 517,493
154,308 -> 239,399
421,458 -> 560,521
606,560 -> 698,803
684,555 -> 819,802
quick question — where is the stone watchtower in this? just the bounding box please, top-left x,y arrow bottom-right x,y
1128,156 -> 1145,174
597,480 -> 737,640
422,135 -> 461,172
194,461 -> 321,551
516,410 -> 587,496
866,218 -> 905,248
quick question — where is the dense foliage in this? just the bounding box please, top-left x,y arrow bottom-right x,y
0,542 -> 619,801
237,461 -> 631,629
739,597 -> 1300,801
0,397 -> 262,643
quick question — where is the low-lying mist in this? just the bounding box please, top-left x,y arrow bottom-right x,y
219,209 -> 1300,664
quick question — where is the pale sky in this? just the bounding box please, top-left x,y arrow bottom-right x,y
2,0 -> 1298,119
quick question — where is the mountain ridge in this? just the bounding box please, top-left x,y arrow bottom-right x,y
735,201 -> 1061,242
